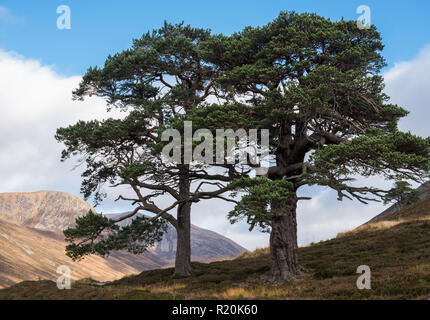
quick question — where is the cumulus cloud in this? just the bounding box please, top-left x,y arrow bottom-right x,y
0,49 -> 122,194
384,46 -> 430,138
296,186 -> 385,245
0,46 -> 429,251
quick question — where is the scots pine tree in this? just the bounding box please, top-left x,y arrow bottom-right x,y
56,23 -> 242,276
203,12 -> 430,281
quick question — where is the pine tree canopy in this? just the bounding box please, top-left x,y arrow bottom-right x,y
55,12 -> 430,262
194,12 -> 430,230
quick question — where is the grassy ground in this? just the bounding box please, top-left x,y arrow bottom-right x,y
2,197 -> 430,300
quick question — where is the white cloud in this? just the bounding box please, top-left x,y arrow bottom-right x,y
0,46 -> 429,252
384,45 -> 430,138
0,49 -> 122,195
296,187 -> 385,246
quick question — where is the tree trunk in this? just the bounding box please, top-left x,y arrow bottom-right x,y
174,166 -> 192,276
174,202 -> 192,276
269,194 -> 300,282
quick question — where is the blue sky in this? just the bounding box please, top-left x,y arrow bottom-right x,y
1,1 -> 430,249
1,0 -> 430,75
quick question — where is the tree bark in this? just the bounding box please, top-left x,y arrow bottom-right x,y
174,201 -> 192,276
174,165 -> 192,276
269,194 -> 300,282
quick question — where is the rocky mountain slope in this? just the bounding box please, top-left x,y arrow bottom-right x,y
0,191 -> 96,234
107,212 -> 246,264
0,191 -> 245,288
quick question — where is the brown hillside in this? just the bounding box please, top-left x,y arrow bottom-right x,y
0,191 -> 245,289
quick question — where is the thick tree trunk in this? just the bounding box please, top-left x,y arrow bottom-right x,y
269,195 -> 300,282
174,166 -> 192,276
174,202 -> 192,276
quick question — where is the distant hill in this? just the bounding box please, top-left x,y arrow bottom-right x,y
367,181 -> 430,223
107,212 -> 246,264
0,191 -> 245,289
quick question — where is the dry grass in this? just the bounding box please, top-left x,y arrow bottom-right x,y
145,282 -> 187,294
236,247 -> 269,259
209,285 -> 290,300
337,220 -> 405,238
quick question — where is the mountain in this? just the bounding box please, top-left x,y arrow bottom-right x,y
107,212 -> 246,264
0,218 -> 143,288
0,191 -> 246,288
0,191 -> 96,234
367,181 -> 430,223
